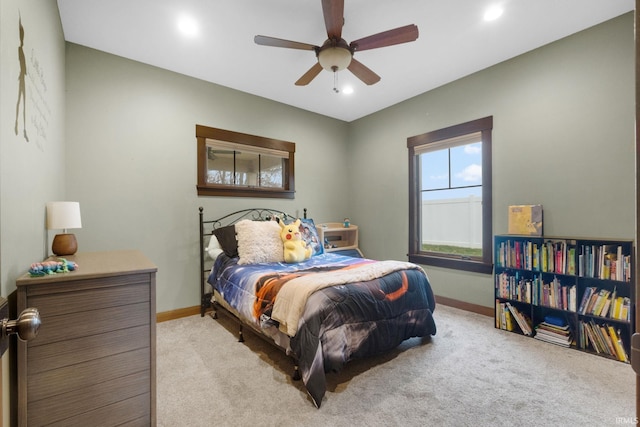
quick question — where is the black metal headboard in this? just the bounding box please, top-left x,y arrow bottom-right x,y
198,207 -> 307,316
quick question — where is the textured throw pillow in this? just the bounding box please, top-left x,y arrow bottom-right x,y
235,219 -> 284,265
213,225 -> 238,258
206,235 -> 224,260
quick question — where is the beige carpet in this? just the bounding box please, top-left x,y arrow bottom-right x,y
156,304 -> 635,426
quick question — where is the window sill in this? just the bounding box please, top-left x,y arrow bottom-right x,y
196,185 -> 295,199
408,253 -> 493,274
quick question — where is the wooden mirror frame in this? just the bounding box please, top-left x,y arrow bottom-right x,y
196,124 -> 295,198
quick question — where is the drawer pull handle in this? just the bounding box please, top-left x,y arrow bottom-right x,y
2,308 -> 41,342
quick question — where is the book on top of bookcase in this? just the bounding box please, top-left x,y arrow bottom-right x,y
508,205 -> 543,236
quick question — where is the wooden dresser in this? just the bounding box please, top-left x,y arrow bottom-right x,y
15,250 -> 157,427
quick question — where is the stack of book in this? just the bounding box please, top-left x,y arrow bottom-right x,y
533,316 -> 572,347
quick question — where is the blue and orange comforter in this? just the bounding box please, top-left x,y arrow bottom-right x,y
208,252 -> 436,407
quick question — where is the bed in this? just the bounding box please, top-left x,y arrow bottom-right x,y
199,207 -> 437,407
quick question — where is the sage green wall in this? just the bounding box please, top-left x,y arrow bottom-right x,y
64,43 -> 350,313
0,1 -> 66,293
347,13 -> 635,307
0,1 -> 66,425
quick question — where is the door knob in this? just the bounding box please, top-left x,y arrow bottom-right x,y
2,308 -> 41,341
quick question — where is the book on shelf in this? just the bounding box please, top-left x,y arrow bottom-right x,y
577,287 -> 596,315
620,297 -> 631,321
600,324 -> 617,356
599,296 -> 612,318
504,308 -> 514,332
532,243 -> 540,271
591,289 -> 611,317
543,315 -> 565,327
609,296 -> 631,321
608,325 -> 629,363
569,285 -> 577,313
567,247 -> 576,275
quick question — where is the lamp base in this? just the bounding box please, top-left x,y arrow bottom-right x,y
52,234 -> 78,256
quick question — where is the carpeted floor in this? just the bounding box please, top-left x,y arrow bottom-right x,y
156,304 -> 635,426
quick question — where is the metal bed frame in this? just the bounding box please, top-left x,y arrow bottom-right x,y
198,206 -> 305,379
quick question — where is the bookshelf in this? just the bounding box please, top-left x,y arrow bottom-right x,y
494,234 -> 634,363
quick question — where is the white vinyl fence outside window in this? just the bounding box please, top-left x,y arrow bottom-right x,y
421,196 -> 482,249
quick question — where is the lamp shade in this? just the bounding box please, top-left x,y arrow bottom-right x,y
46,202 -> 82,231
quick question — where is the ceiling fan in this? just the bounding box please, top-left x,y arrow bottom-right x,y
254,0 -> 419,87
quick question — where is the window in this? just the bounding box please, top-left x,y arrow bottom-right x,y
196,125 -> 295,198
407,116 -> 493,274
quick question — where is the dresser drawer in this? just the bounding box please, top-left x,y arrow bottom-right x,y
26,278 -> 151,316
28,346 -> 150,401
44,393 -> 151,427
29,301 -> 150,346
28,370 -> 151,426
28,324 -> 150,372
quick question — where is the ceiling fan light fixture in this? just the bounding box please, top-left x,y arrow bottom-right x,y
318,47 -> 352,71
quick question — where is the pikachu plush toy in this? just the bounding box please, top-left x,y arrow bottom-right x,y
279,219 -> 312,263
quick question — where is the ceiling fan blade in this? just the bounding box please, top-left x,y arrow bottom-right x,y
295,62 -> 323,86
322,0 -> 344,39
350,24 -> 419,52
347,58 -> 381,85
254,35 -> 317,51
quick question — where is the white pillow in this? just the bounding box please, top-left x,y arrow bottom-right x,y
235,219 -> 284,265
206,235 -> 224,260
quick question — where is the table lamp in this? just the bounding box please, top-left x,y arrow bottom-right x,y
46,202 -> 82,256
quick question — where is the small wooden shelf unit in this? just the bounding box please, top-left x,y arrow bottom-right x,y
317,222 -> 363,257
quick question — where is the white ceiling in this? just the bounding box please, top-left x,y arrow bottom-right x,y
56,0 -> 634,122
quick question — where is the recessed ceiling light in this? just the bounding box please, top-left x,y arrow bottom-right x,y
177,14 -> 199,37
483,5 -> 504,22
342,85 -> 354,95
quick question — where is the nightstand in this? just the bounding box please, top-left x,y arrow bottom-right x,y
317,222 -> 363,257
15,250 -> 157,426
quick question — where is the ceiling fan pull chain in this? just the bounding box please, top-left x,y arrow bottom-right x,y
333,67 -> 339,93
